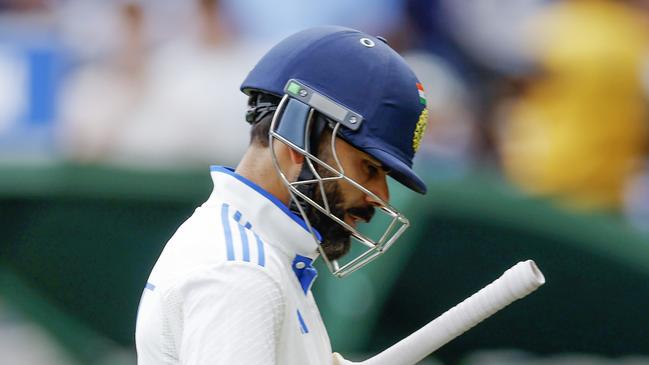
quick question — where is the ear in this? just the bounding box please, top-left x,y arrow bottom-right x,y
287,146 -> 305,164
272,139 -> 305,183
285,146 -> 306,183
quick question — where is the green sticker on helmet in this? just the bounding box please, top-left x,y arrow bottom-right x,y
287,81 -> 301,95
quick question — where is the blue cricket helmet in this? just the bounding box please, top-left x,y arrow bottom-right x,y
241,26 -> 428,194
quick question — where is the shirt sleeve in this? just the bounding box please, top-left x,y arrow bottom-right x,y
173,263 -> 285,365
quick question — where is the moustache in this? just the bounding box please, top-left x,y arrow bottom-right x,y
346,205 -> 376,223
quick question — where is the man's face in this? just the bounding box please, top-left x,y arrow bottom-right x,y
304,134 -> 390,260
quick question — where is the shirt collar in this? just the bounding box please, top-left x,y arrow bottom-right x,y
292,255 -> 318,294
205,166 -> 321,261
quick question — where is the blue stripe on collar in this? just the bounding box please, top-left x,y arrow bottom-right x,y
292,255 -> 318,295
211,166 -> 322,241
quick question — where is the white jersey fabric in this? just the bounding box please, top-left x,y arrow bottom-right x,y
136,166 -> 333,365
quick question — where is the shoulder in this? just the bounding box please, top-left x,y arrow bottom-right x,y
208,201 -> 290,279
149,200 -> 292,297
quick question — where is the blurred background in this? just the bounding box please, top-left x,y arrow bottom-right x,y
2,0 -> 649,364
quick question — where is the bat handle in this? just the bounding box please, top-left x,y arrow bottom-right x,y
333,352 -> 357,365
333,260 -> 545,365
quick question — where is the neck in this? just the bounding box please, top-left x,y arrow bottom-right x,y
235,145 -> 292,205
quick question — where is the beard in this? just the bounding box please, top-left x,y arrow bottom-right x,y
302,178 -> 375,261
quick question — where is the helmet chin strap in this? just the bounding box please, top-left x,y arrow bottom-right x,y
288,113 -> 329,219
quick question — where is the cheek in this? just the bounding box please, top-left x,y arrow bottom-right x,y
339,157 -> 368,184
336,180 -> 365,208
335,144 -> 365,180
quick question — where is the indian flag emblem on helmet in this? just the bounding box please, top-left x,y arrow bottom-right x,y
416,83 -> 426,105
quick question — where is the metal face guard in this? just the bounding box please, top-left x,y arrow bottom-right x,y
269,94 -> 410,277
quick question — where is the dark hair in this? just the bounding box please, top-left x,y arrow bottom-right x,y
246,92 -> 281,148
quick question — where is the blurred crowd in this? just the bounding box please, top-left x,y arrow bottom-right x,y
4,1 -> 649,363
2,0 -> 649,228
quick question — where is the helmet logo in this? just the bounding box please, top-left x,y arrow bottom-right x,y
360,38 -> 375,48
413,108 -> 428,152
413,82 -> 428,152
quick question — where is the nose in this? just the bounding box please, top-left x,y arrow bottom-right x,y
364,176 -> 390,206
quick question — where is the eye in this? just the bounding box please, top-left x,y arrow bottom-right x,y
365,161 -> 380,179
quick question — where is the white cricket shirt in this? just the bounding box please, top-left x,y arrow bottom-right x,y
135,166 -> 333,365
